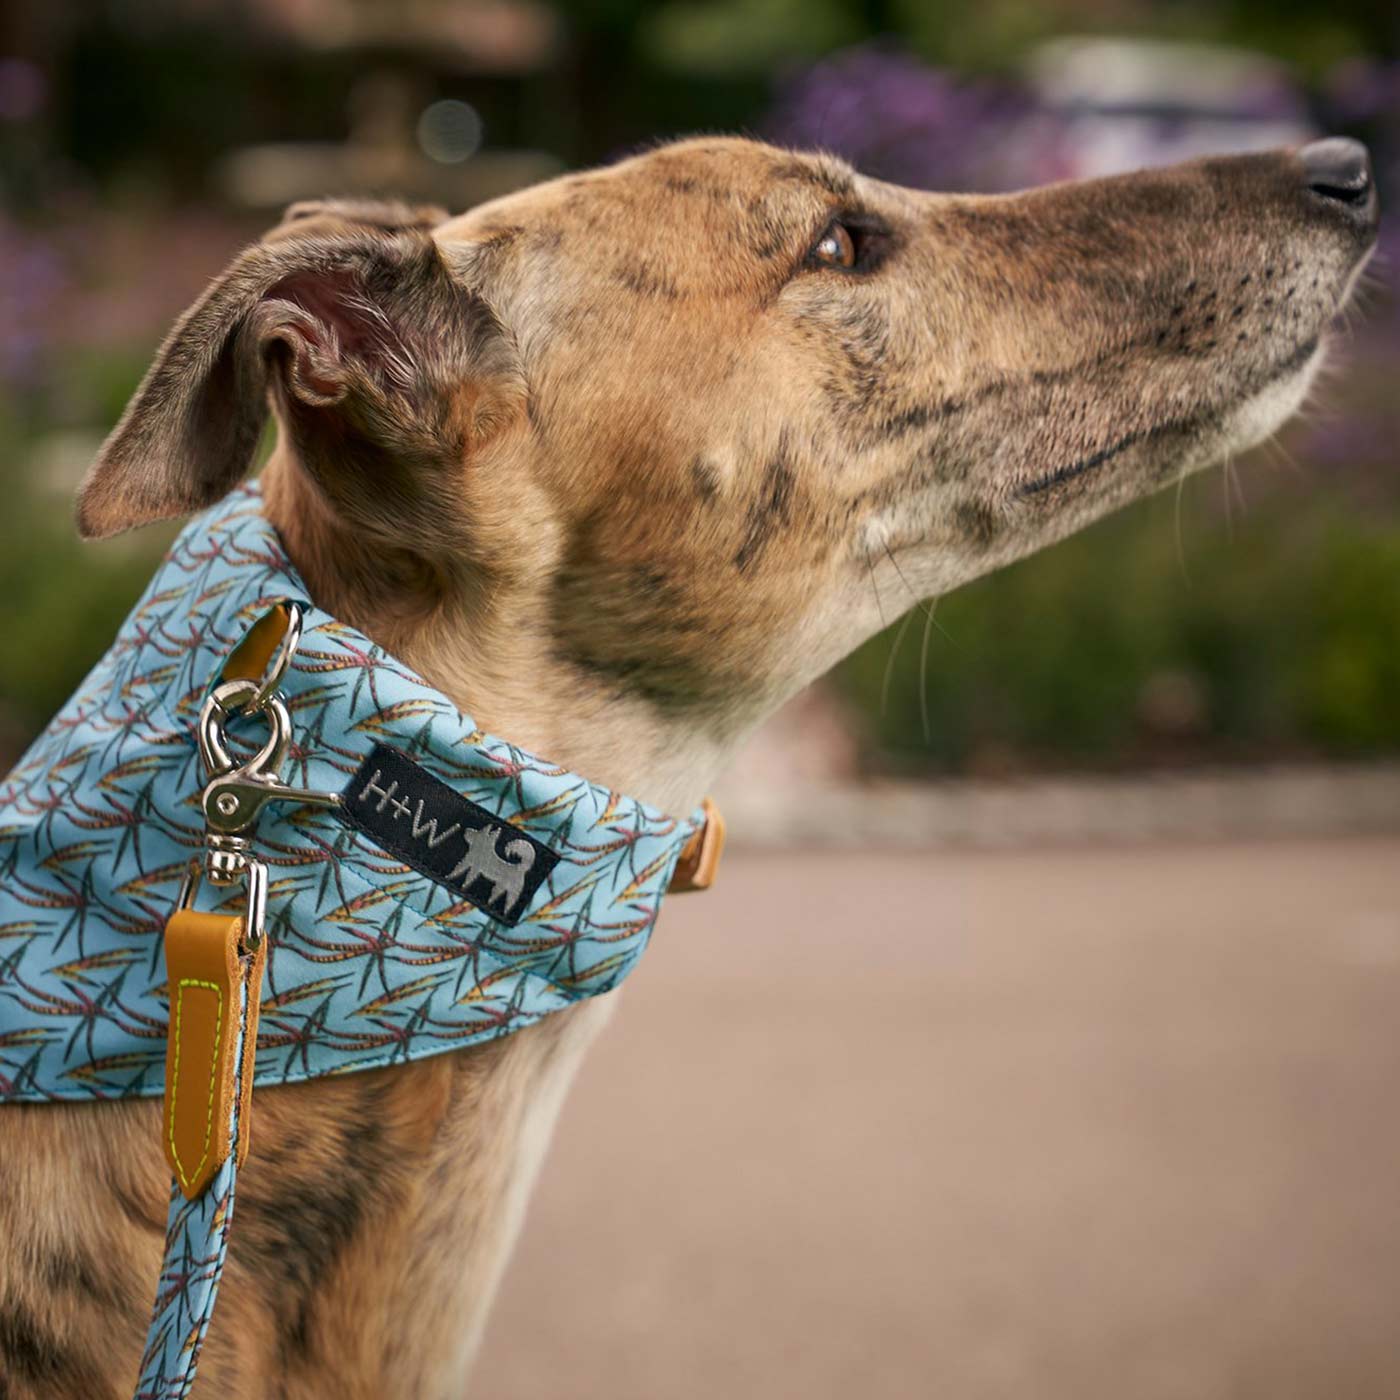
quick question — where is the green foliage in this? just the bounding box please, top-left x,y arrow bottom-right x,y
641,0 -> 863,75
627,0 -> 1395,80
837,485 -> 1400,773
1293,526 -> 1400,749
0,406 -> 174,764
66,346 -> 161,434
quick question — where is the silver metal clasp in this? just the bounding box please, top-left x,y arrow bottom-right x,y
198,678 -> 341,840
181,602 -> 342,948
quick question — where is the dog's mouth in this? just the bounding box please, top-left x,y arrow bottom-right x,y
1016,427 -> 1152,499
1013,330 -> 1326,501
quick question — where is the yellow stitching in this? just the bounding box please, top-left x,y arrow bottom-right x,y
168,978 -> 224,1189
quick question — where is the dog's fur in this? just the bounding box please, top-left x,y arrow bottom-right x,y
2,137 -> 1376,1397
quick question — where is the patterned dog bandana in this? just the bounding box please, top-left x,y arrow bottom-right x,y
0,482 -> 720,1398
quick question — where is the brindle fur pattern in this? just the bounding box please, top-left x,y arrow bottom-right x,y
3,138 -> 1374,1396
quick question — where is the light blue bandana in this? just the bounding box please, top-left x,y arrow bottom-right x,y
0,483 -> 704,1103
0,482 -> 709,1398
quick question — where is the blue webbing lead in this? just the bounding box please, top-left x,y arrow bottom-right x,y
133,972 -> 251,1399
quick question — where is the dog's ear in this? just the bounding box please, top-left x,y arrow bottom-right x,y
268,197 -> 450,241
76,199 -> 518,540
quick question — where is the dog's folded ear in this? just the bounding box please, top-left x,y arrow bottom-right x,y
271,198 -> 450,238
76,202 -> 519,540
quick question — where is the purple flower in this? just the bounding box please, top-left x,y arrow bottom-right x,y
765,44 -> 1067,193
0,217 -> 69,394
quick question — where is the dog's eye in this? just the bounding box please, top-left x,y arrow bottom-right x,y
809,221 -> 857,269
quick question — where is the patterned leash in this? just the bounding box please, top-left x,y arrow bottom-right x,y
134,604 -> 334,1398
134,939 -> 254,1399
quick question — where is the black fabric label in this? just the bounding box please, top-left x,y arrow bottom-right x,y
340,744 -> 559,925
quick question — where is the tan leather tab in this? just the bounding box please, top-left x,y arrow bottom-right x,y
221,601 -> 295,685
163,910 -> 264,1198
668,797 -> 725,893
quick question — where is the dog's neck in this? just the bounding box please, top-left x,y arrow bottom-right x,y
261,451 -> 728,816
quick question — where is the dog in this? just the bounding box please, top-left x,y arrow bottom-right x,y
0,134 -> 1377,1398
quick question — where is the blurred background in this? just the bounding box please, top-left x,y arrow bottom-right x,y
3,2 -> 1399,1397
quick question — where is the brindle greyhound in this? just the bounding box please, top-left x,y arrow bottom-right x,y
2,135 -> 1378,1397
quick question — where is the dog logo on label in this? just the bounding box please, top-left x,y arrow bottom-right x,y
447,824 -> 536,917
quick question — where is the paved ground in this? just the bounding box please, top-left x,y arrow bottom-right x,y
475,839 -> 1400,1400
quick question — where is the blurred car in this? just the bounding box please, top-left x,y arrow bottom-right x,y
1026,36 -> 1316,178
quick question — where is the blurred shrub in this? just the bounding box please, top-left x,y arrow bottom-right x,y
642,0 -> 861,75
837,488 -> 1400,774
1295,525 -> 1400,749
0,399 -> 173,765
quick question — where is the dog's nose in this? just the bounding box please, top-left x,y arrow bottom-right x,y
1299,137 -> 1378,225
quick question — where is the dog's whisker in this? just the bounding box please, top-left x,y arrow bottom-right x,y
880,607 -> 917,720
1263,434 -> 1308,482
1174,460 -> 1192,584
1221,453 -> 1241,537
866,552 -> 889,631
918,597 -> 937,746
883,543 -> 954,644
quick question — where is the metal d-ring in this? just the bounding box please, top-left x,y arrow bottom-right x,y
247,601 -> 304,710
214,600 -> 306,714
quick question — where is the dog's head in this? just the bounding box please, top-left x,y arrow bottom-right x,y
78,136 -> 1378,746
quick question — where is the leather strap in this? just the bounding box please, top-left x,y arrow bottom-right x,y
668,797 -> 726,892
162,910 -> 265,1197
